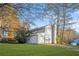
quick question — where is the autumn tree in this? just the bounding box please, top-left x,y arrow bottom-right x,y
0,4 -> 21,42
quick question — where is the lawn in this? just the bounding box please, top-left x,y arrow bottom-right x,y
0,44 -> 79,56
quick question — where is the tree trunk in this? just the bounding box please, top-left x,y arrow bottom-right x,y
53,23 -> 57,44
61,4 -> 66,44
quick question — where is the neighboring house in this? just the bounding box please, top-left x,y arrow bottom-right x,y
70,39 -> 79,45
27,24 -> 54,44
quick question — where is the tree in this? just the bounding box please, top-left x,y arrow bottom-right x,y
0,3 -> 79,44
15,27 -> 31,43
47,3 -> 79,44
0,3 -> 21,42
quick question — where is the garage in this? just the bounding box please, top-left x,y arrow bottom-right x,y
27,35 -> 38,44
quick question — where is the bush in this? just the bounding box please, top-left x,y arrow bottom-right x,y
15,27 -> 31,43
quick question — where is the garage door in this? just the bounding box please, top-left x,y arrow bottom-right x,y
28,35 -> 38,44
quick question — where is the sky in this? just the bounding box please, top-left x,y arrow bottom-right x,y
16,4 -> 50,28
71,11 -> 79,32
15,3 -> 79,33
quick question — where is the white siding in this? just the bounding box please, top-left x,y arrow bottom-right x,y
45,25 -> 53,44
27,25 -> 53,44
37,33 -> 45,44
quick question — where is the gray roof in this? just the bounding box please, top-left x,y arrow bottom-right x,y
30,26 -> 46,34
30,24 -> 54,34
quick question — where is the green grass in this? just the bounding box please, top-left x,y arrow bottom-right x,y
0,44 -> 79,56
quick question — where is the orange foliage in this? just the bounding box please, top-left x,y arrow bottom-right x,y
0,4 -> 21,40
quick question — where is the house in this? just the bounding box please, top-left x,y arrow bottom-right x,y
70,39 -> 79,45
27,24 -> 54,44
